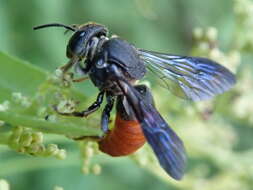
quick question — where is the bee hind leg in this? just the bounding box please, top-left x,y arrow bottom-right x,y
101,94 -> 115,133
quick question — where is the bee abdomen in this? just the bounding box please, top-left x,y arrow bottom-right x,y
98,114 -> 146,157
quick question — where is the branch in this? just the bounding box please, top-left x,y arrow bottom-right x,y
0,112 -> 101,137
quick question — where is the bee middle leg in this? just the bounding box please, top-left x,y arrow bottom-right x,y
54,91 -> 105,117
72,94 -> 115,141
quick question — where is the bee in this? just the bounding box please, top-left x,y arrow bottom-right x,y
34,22 -> 236,180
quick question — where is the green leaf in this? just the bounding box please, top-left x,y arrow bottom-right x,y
0,51 -> 86,100
0,52 -> 47,97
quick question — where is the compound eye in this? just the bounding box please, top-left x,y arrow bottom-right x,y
96,59 -> 108,69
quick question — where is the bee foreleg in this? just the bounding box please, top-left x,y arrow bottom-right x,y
72,76 -> 89,83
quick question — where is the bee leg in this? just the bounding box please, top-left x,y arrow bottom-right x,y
54,91 -> 105,117
101,94 -> 115,133
73,135 -> 101,141
60,72 -> 88,84
72,76 -> 89,83
60,56 -> 79,73
73,94 -> 115,141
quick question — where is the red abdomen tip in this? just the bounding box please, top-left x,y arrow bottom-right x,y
98,114 -> 146,157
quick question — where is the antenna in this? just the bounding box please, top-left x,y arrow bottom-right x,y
33,23 -> 76,32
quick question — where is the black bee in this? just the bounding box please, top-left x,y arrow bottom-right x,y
34,22 -> 236,180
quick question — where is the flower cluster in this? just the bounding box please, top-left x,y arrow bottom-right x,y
8,126 -> 66,159
80,140 -> 102,175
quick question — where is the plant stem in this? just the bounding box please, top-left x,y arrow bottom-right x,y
0,112 -> 101,137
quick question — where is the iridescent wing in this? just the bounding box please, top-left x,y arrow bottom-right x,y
115,78 -> 186,180
139,99 -> 186,180
138,49 -> 236,101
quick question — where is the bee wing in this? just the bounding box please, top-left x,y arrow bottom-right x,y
139,99 -> 187,180
138,49 -> 236,101
115,78 -> 186,180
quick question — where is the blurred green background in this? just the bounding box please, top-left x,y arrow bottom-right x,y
0,0 -> 253,190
